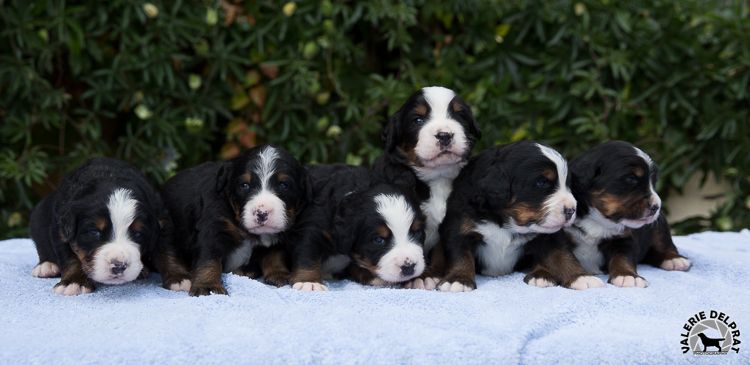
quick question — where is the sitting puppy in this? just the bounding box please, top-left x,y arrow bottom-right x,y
565,141 -> 691,288
30,157 -> 191,295
373,86 -> 480,289
289,165 -> 426,291
439,141 -> 604,292
162,145 -> 310,296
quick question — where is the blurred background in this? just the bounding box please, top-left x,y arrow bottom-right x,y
1,0 -> 748,238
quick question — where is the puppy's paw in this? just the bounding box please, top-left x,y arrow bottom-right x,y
53,281 -> 93,296
166,278 -> 192,292
32,262 -> 60,278
526,276 -> 556,288
660,257 -> 691,271
189,283 -> 228,296
231,270 -> 260,279
403,277 -> 440,290
369,278 -> 391,287
138,267 -> 151,279
264,272 -> 290,287
609,275 -> 648,288
438,281 -> 475,292
568,275 -> 605,290
292,282 -> 328,292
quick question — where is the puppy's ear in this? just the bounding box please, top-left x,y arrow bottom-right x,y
570,155 -> 600,197
471,164 -> 511,214
332,194 -> 360,254
452,96 -> 481,142
215,161 -> 231,194
381,109 -> 401,152
57,207 -> 76,243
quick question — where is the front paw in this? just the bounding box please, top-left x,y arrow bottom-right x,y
189,283 -> 228,296
292,281 -> 328,291
568,275 -> 605,290
264,272 -> 289,287
660,257 -> 691,271
525,276 -> 556,288
437,276 -> 476,292
232,269 -> 260,279
403,277 -> 440,290
32,261 -> 60,278
609,275 -> 648,288
53,281 -> 94,296
164,278 -> 192,292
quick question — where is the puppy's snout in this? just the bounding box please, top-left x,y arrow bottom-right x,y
435,132 -> 453,147
647,204 -> 660,216
400,262 -> 416,277
563,207 -> 576,221
110,260 -> 128,275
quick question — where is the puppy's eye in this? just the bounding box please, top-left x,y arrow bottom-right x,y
372,236 -> 386,245
624,174 -> 639,185
278,181 -> 289,190
413,117 -> 426,125
535,177 -> 552,189
83,229 -> 101,240
130,231 -> 143,240
239,182 -> 251,192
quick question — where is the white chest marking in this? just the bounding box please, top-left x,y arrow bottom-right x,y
224,234 -> 278,272
421,177 -> 453,251
224,240 -> 254,272
473,222 -> 534,276
565,208 -> 627,274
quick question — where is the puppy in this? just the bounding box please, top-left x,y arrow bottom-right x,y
162,145 -> 310,296
565,141 -> 691,288
373,86 -> 480,289
438,141 -> 604,292
289,165 -> 426,291
30,157 -> 190,295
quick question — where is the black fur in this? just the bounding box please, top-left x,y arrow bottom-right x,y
288,164 -> 426,287
439,141 -> 584,289
162,145 -> 310,296
29,157 -> 183,294
566,140 -> 689,284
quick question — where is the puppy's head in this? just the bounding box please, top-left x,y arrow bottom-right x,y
58,187 -> 159,284
217,145 -> 311,235
334,185 -> 426,283
471,141 -> 577,234
382,86 -> 480,176
570,141 -> 661,228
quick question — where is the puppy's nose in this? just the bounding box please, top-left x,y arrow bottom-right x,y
647,204 -> 660,216
111,261 -> 128,275
563,207 -> 576,221
256,210 -> 269,224
400,262 -> 416,277
435,132 -> 453,147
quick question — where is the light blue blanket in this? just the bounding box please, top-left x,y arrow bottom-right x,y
1,231 -> 749,364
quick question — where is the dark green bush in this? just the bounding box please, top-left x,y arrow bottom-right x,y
1,0 -> 748,238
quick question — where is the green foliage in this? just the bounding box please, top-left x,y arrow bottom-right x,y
1,0 -> 749,238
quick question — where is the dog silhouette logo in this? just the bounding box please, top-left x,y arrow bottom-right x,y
680,310 -> 741,355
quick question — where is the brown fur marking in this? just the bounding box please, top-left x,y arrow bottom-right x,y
261,247 -> 290,287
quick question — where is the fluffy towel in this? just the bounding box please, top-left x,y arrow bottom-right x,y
1,231 -> 749,364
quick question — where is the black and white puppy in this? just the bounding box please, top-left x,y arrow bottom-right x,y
162,145 -> 310,296
30,157 -> 191,295
373,86 -> 480,289
565,141 -> 691,288
439,141 -> 604,292
289,165 -> 426,291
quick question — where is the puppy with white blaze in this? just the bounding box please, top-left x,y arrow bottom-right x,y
438,141 -> 605,292
565,141 -> 691,288
373,86 -> 480,290
29,158 -> 191,296
288,164 -> 426,291
162,145 -> 311,296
